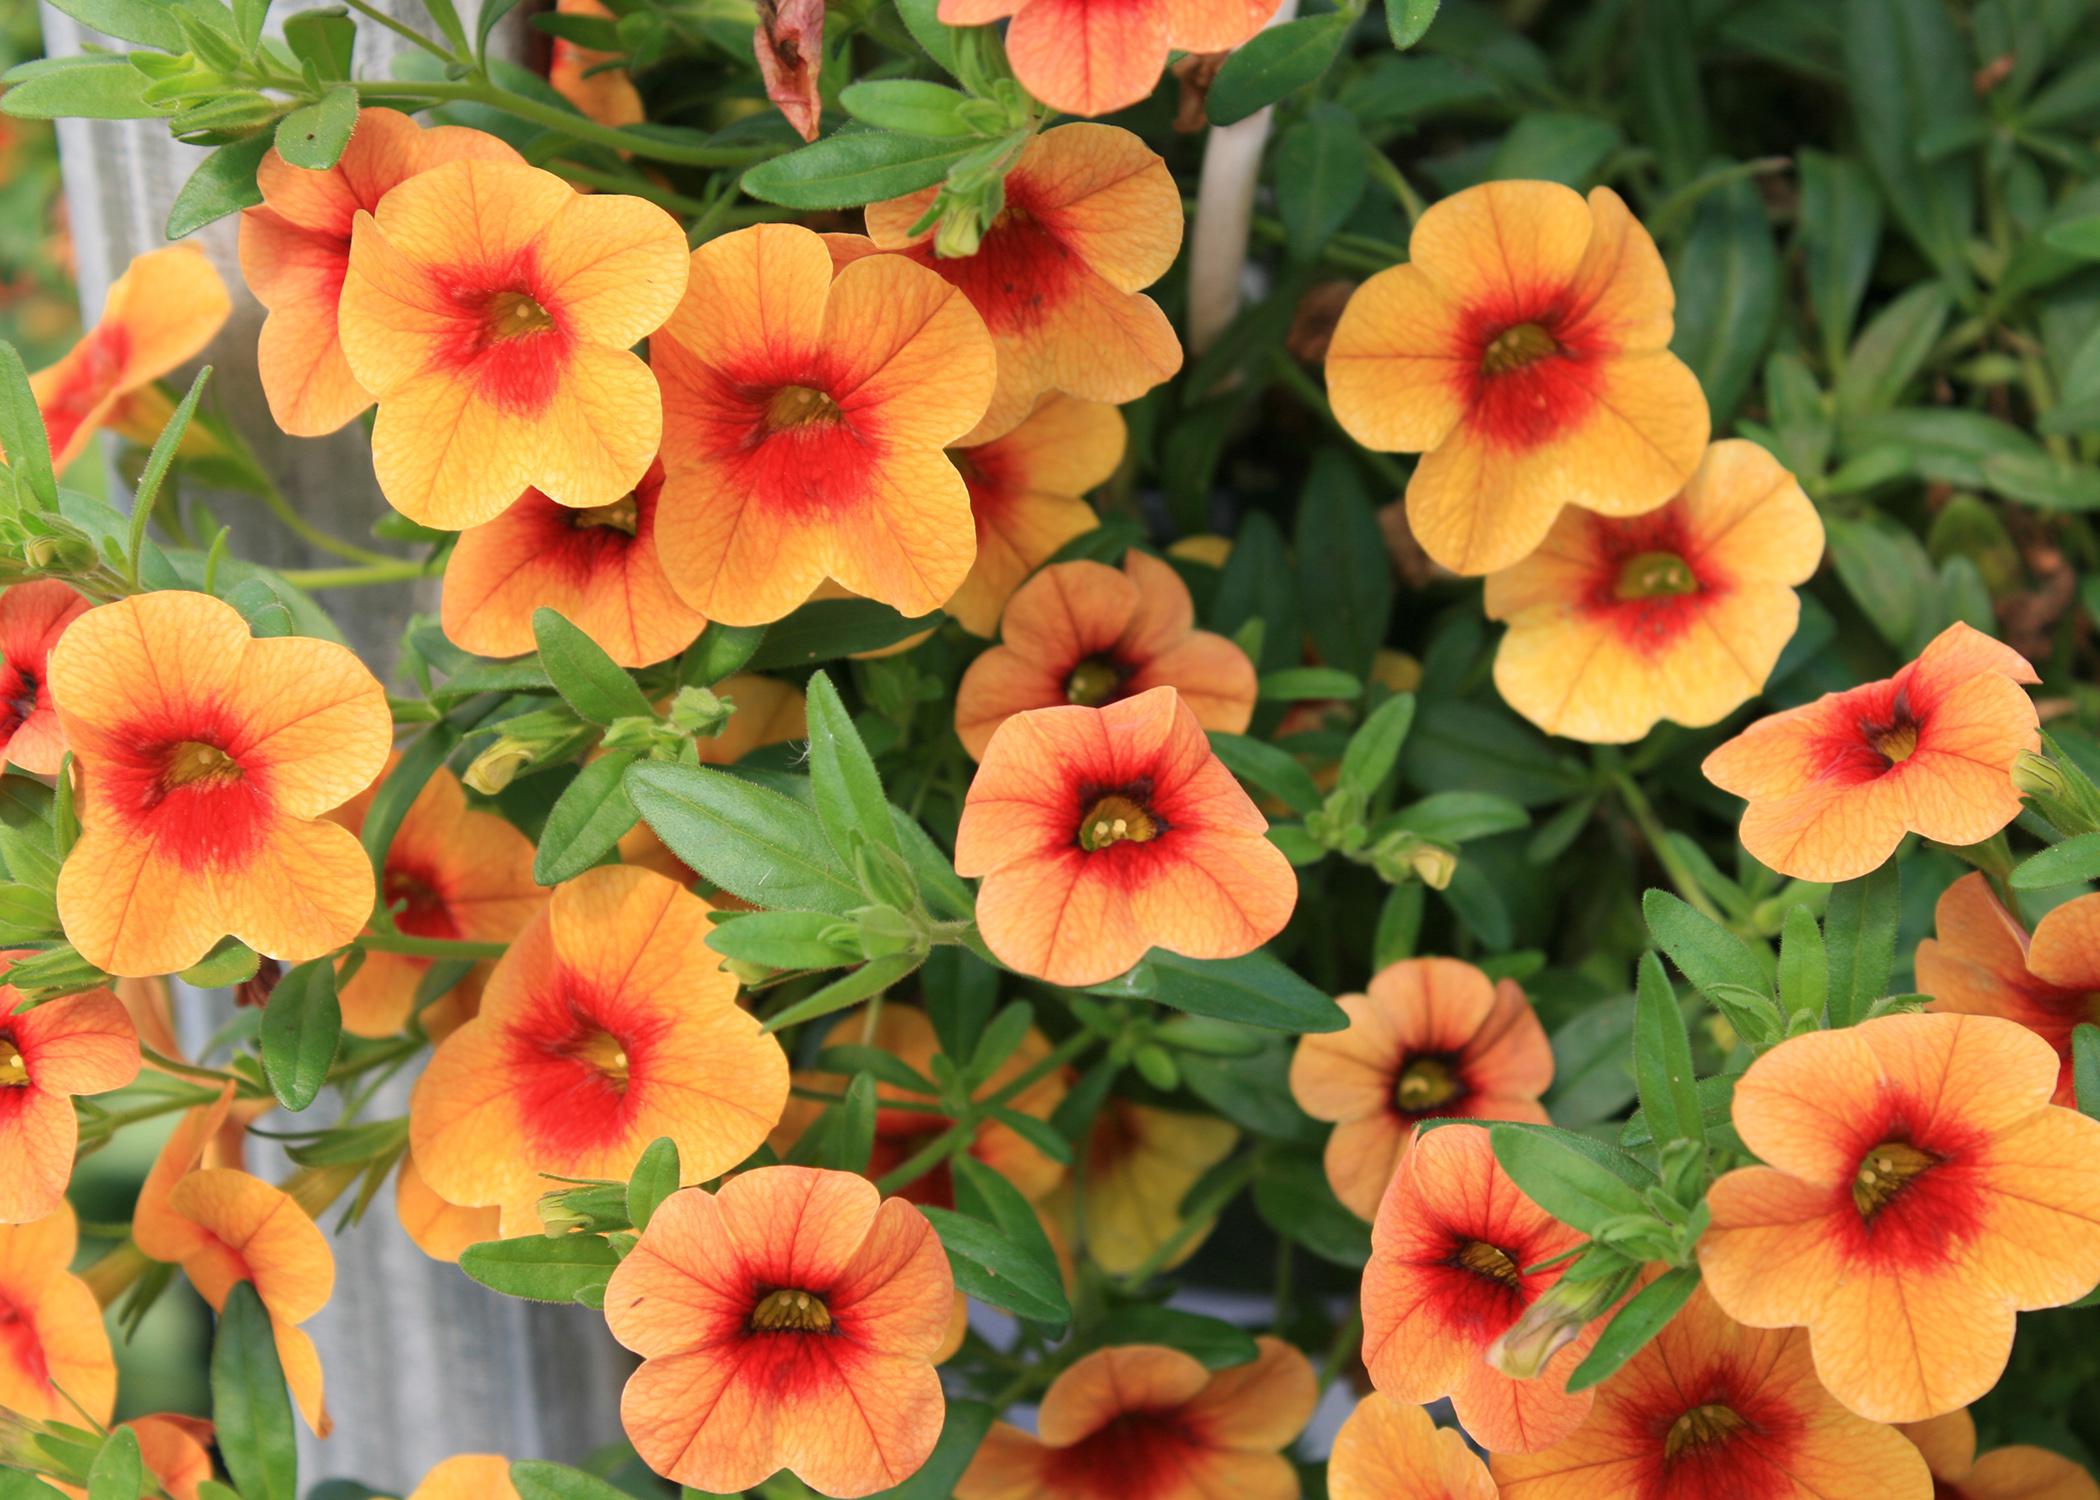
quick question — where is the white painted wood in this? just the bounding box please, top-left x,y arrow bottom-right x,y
36,4 -> 634,1487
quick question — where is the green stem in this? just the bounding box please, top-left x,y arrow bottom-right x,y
356,932 -> 510,960
980,1027 -> 1096,1111
550,160 -> 714,218
391,80 -> 772,167
790,1084 -> 949,1116
1610,770 -> 1726,923
283,557 -> 444,589
1116,1155 -> 1256,1291
252,474 -> 397,567
340,0 -> 460,62
1361,147 -> 1425,225
873,1121 -> 973,1195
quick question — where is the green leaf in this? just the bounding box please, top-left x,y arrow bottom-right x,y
1385,0 -> 1438,49
1292,450 -> 1391,677
260,958 -> 340,1113
1259,667 -> 1360,701
85,1426 -> 142,1500
821,1071 -> 878,1173
1385,791 -> 1527,844
1825,864 -> 1899,1028
1335,692 -> 1417,803
1253,1158 -> 1371,1266
283,7 -> 356,79
744,599 -> 939,670
1146,950 -> 1346,1033
761,952 -> 922,1033
211,1283 -> 298,1500
272,82 -> 359,169
1620,1073 -> 1736,1151
2074,1024 -> 2100,1122
358,722 -> 458,873
166,133 -> 273,238
627,763 -> 862,914
1631,952 -> 1703,1155
233,0 -> 270,52
951,1154 -> 1065,1306
1641,890 -> 1769,1003
838,79 -> 976,137
1566,1266 -> 1700,1392
1825,513 -> 1937,652
1776,905 -> 1827,1021
893,0 -> 958,76
2011,833 -> 2100,889
626,1138 -> 679,1233
1488,111 -> 1621,187
0,1473 -> 69,1498
2043,216 -> 2100,260
1207,13 -> 1352,126
459,1234 -> 621,1302
1,55 -> 159,119
1208,733 -> 1322,816
1627,0 -> 1706,187
1842,0 -> 1975,283
805,670 -> 902,869
0,342 -> 57,509
706,909 -> 860,971
1668,172 -> 1777,421
1834,283 -> 1950,421
533,749 -> 639,885
533,608 -> 653,724
1489,1124 -> 1653,1237
508,1462 -> 631,1500
48,0 -> 185,48
867,1400 -> 996,1499
679,622 -> 767,686
742,130 -> 974,210
919,1205 -> 1071,1326
1275,107 -> 1368,267
1106,1305 -> 1260,1367
1795,149 -> 1883,372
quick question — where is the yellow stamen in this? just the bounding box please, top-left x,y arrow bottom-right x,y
1396,1056 -> 1462,1113
1613,550 -> 1700,601
1065,658 -> 1121,707
163,741 -> 241,790
1852,1141 -> 1937,1218
1870,721 -> 1921,765
570,1030 -> 631,1089
1079,793 -> 1159,851
1665,1403 -> 1746,1459
573,494 -> 640,535
764,384 -> 842,432
1481,321 -> 1560,376
488,290 -> 556,339
0,1047 -> 27,1087
1455,1240 -> 1521,1287
750,1288 -> 833,1333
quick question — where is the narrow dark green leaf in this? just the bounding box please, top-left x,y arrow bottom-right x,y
1641,890 -> 1769,1003
260,959 -> 340,1113
742,131 -> 973,210
1776,904 -> 1827,1021
211,1283 -> 298,1500
625,1138 -> 679,1233
85,1426 -> 142,1500
1274,107 -> 1368,266
1253,1161 -> 1371,1266
680,622 -> 767,686
358,722 -> 459,873
1,55 -> 159,119
272,82 -> 359,170
920,1205 -> 1071,1325
1146,950 -> 1347,1033
533,608 -> 653,724
166,131 -> 273,237
805,670 -> 901,868
0,341 -> 57,508
533,749 -> 639,885
893,0 -> 959,75
1490,1123 -> 1653,1236
284,7 -> 356,79
2010,833 -> 2100,889
1105,1305 -> 1260,1368
838,79 -> 975,137
744,599 -> 938,670
627,763 -> 861,914
1385,0 -> 1438,49
1292,449 -> 1390,677
1207,13 -> 1351,126
761,953 -> 922,1033
1632,952 -> 1703,1154
508,1462 -> 631,1500
1825,864 -> 1899,1028
823,1072 -> 878,1173
1668,172 -> 1777,421
1842,0 -> 1975,282
1566,1266 -> 1700,1392
1796,149 -> 1883,371
1208,732 -> 1322,816
459,1234 -> 621,1302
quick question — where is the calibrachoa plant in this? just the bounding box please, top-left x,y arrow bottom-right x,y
5,1 -> 2100,1498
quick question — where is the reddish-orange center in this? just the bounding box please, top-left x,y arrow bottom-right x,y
571,493 -> 639,536
0,1291 -> 50,1388
1664,1402 -> 1747,1460
1079,792 -> 1159,851
764,384 -> 843,433
749,1287 -> 832,1333
162,740 -> 242,792
1852,1140 -> 1937,1219
487,290 -> 556,341
1480,321 -> 1561,376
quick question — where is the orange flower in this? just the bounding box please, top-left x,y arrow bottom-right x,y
650,223 -> 995,624
1902,1407 -> 2100,1500
338,159 -> 688,528
1698,1012 -> 2100,1422
442,460 -> 706,669
394,1149 -> 501,1264
0,959 -> 138,1223
945,394 -> 1121,637
27,245 -> 229,470
549,0 -> 644,129
49,590 -> 391,977
954,686 -> 1297,986
1702,624 -> 2040,883
955,552 -> 1256,761
772,1004 -> 1068,1205
1483,439 -> 1823,743
0,581 -> 88,775
133,1152 -> 335,1434
1080,1099 -> 1238,1275
1327,180 -> 1709,575
603,1166 -> 954,1497
409,864 -> 787,1236
1289,957 -> 1552,1221
616,673 -> 807,884
239,108 -> 521,437
933,0 -> 1279,116
1491,1281 -> 1931,1500
1361,1123 -> 1597,1453
1328,1394 -> 1496,1500
956,1338 -> 1316,1500
1917,873 -> 2100,1107
0,1205 -> 115,1425
855,124 -> 1181,443
408,1454 -> 521,1500
327,757 -> 542,1038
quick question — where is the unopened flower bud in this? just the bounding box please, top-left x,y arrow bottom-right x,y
464,739 -> 535,796
934,208 -> 986,260
1487,1267 -> 1629,1379
2011,750 -> 2068,802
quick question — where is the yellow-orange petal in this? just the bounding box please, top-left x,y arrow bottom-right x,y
1329,1393 -> 1498,1500
408,1454 -> 523,1500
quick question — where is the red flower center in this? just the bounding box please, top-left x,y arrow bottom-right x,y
1044,1410 -> 1202,1500
40,323 -> 129,457
487,290 -> 556,341
764,384 -> 843,433
930,195 -> 1081,337
1852,1140 -> 1938,1219
163,739 -> 243,792
1,661 -> 39,736
0,1291 -> 50,1390
1480,321 -> 1561,376
1663,1401 -> 1747,1459
436,254 -> 570,415
1079,791 -> 1161,851
749,1287 -> 832,1333
382,862 -> 459,941
569,493 -> 640,536
563,1028 -> 632,1093
1396,1055 -> 1465,1114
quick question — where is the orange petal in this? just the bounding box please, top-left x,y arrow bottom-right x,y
1327,263 -> 1473,454
1330,1393 -> 1497,1500
408,1454 -> 522,1500
12,987 -> 139,1095
1178,1335 -> 1317,1451
1002,0 -> 1168,116
167,1167 -> 335,1324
